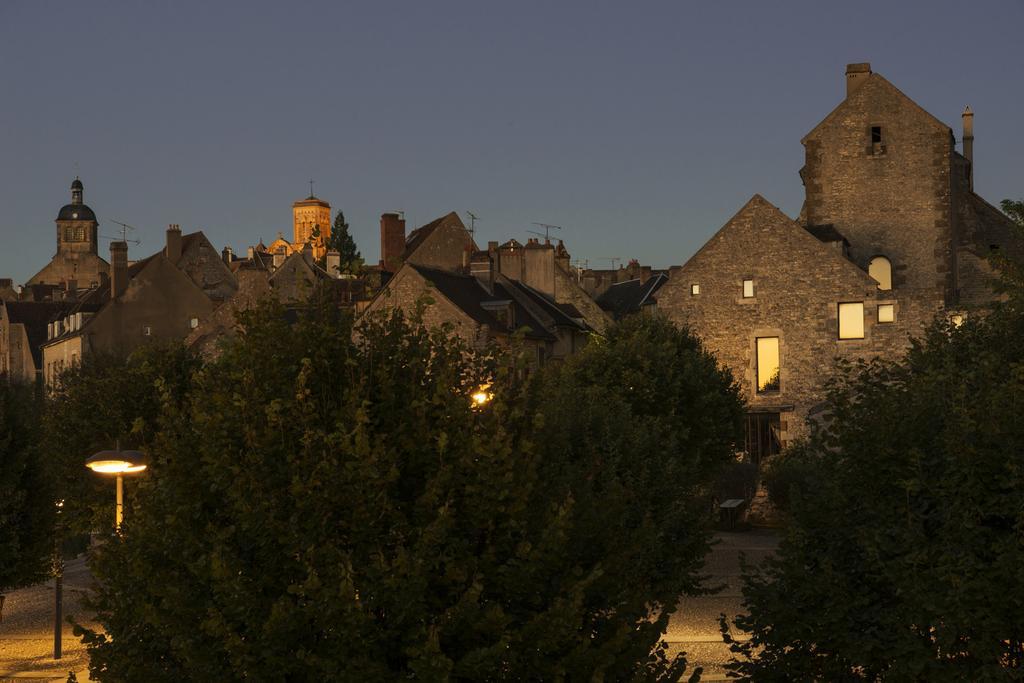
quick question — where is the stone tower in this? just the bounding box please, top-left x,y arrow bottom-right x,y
292,193 -> 332,248
26,177 -> 109,290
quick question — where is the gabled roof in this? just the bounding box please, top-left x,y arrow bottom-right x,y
410,264 -> 556,341
3,301 -> 78,369
403,212 -> 465,260
505,279 -> 592,332
596,273 -> 668,319
801,71 -> 951,145
680,194 -> 879,289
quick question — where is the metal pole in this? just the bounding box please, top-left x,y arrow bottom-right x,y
54,570 -> 62,659
116,474 -> 123,531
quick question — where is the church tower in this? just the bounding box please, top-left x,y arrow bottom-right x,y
292,189 -> 332,252
26,177 -> 109,290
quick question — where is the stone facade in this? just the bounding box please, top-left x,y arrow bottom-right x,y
659,63 -> 1022,451
26,178 -> 109,290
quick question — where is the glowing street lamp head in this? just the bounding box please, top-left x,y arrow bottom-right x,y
85,450 -> 148,475
471,384 -> 492,407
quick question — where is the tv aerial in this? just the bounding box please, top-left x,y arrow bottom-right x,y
529,222 -> 562,241
103,219 -> 141,246
466,210 -> 480,235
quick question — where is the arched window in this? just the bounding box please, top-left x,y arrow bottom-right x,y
868,256 -> 892,291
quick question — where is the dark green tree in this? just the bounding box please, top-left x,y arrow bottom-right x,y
722,297 -> 1024,678
321,210 -> 362,275
75,307 -> 739,680
0,380 -> 54,620
1002,198 -> 1024,228
43,343 -> 200,535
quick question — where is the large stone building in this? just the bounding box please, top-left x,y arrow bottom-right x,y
26,178 -> 109,291
658,63 -> 1022,458
363,212 -> 606,361
265,191 -> 333,261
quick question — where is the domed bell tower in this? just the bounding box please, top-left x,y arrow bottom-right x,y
56,177 -> 99,255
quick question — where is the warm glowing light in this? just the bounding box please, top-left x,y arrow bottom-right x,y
471,384 -> 493,407
756,337 -> 780,393
85,450 -> 148,475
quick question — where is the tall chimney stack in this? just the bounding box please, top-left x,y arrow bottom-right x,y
845,63 -> 872,98
380,213 -> 406,272
110,241 -> 129,299
962,106 -> 974,191
165,224 -> 182,263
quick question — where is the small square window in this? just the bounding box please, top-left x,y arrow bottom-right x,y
878,304 -> 894,323
838,302 -> 865,339
743,279 -> 754,298
189,317 -> 199,329
690,284 -> 700,295
143,326 -> 152,337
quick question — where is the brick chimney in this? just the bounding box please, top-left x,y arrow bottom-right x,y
110,241 -> 129,299
845,63 -> 871,98
522,238 -> 555,298
380,213 -> 406,272
470,249 -> 494,294
962,106 -> 974,190
165,224 -> 182,263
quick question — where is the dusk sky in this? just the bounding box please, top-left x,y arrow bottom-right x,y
2,1 -> 1022,284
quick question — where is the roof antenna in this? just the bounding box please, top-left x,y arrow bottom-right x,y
308,179 -> 315,198
530,222 -> 562,240
466,210 -> 480,235
599,257 -> 621,269
103,219 -> 141,245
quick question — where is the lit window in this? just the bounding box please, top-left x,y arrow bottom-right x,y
143,326 -> 152,336
868,256 -> 892,291
838,302 -> 865,339
756,337 -> 780,393
691,284 -> 700,295
950,313 -> 965,328
878,304 -> 895,323
743,279 -> 754,298
189,317 -> 199,329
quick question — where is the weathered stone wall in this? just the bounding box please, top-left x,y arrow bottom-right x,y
406,218 -> 475,272
802,74 -> 953,334
362,267 -> 484,345
658,196 -> 926,444
177,234 -> 238,302
553,264 -> 611,334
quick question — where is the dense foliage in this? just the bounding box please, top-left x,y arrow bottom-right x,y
0,380 -> 53,616
43,344 -> 200,535
723,291 -> 1024,678
324,210 -> 363,274
73,307 -> 741,681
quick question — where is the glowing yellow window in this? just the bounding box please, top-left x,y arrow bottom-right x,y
838,302 -> 865,339
878,304 -> 894,323
756,337 -> 780,393
868,257 -> 892,291
743,279 -> 755,298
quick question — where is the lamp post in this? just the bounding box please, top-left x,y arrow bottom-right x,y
85,449 -> 148,531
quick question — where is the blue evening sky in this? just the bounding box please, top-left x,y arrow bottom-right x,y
1,1 -> 1022,284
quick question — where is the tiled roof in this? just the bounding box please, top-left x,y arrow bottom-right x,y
596,274 -> 667,319
410,264 -> 556,341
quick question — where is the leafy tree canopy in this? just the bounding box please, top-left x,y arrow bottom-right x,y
723,291 -> 1024,678
321,211 -> 363,275
0,380 -> 53,616
1002,198 -> 1024,228
75,308 -> 740,681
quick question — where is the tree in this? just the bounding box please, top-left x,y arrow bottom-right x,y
1002,198 -> 1024,228
722,298 -> 1024,678
321,211 -> 362,275
75,306 -> 740,680
43,343 -> 200,536
0,380 -> 54,620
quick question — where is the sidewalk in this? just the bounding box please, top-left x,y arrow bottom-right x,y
0,557 -> 95,682
664,529 -> 779,681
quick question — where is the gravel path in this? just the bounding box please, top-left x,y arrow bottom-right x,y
0,557 -> 96,682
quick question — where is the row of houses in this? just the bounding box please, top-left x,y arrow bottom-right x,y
3,63 -> 1020,455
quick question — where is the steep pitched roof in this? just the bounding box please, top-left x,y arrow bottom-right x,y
3,301 -> 77,369
801,72 -> 950,144
402,212 -> 465,260
596,273 -> 668,319
410,264 -> 556,341
680,194 -> 879,288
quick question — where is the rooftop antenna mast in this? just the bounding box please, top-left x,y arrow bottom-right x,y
530,222 -> 562,241
309,179 -> 315,198
104,219 -> 141,246
599,257 -> 622,270
466,210 -> 480,236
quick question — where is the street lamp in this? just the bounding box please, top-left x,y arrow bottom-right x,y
85,449 -> 148,530
471,384 -> 492,408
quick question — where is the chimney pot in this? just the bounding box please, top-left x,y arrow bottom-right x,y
379,213 -> 406,272
166,224 -> 183,263
845,62 -> 872,98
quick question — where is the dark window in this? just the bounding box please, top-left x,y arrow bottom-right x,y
990,244 -> 1000,252
871,126 -> 883,144
744,412 -> 781,465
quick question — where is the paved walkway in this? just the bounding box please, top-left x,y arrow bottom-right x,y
665,529 -> 779,681
0,557 -> 95,682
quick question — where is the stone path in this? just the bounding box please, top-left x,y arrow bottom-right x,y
665,529 -> 779,681
0,557 -> 95,682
